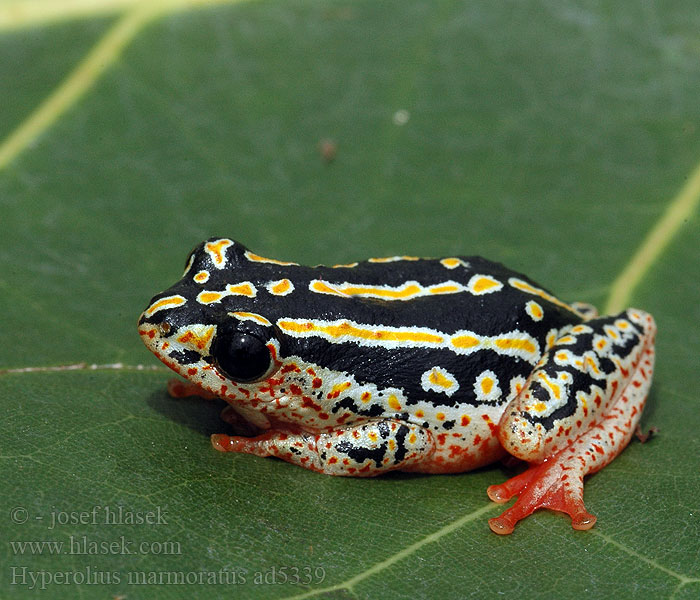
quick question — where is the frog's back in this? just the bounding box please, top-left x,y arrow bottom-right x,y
159,240 -> 584,410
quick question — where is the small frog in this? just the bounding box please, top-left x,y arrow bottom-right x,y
138,238 -> 655,534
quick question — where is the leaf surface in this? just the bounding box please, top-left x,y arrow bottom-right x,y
1,1 -> 699,598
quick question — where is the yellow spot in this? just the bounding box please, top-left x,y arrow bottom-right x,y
227,283 -> 256,297
388,439 -> 396,450
197,291 -> 223,304
525,300 -> 544,321
440,257 -> 467,269
480,377 -> 494,395
469,275 -> 502,295
205,239 -> 233,267
408,433 -> 417,444
368,431 -> 378,443
330,382 -> 352,396
368,256 -> 420,263
451,335 -> 480,349
360,391 -> 372,403
556,352 -> 568,361
193,270 -> 210,283
177,326 -> 214,351
429,369 -> 454,389
244,251 -> 297,266
388,395 -> 402,410
533,402 -> 547,413
415,409 -> 425,418
268,279 -> 294,296
585,355 -> 601,375
231,312 -> 271,326
537,372 -> 561,400
436,412 -> 445,421
429,284 -> 460,294
309,280 -> 347,296
144,295 -> 186,317
493,338 -> 536,354
558,335 -> 574,344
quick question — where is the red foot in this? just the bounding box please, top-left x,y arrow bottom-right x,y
486,460 -> 596,535
211,433 -> 275,457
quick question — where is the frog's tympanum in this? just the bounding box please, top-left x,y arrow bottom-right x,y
138,238 -> 655,534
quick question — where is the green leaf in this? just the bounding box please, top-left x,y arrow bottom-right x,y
1,1 -> 699,598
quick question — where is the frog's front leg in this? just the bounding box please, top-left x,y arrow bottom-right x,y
489,309 -> 656,534
211,419 -> 435,476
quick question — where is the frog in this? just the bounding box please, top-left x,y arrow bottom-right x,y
138,238 -> 656,534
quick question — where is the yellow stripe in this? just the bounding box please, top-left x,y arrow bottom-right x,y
0,0 -> 244,169
309,279 -> 464,300
605,161 -> 700,313
144,294 -> 186,316
509,278 -> 584,317
277,318 -> 540,363
278,319 -> 445,345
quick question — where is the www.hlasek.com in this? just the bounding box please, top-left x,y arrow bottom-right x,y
11,535 -> 181,556
10,566 -> 327,591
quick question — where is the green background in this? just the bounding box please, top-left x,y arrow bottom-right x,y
1,0 -> 698,598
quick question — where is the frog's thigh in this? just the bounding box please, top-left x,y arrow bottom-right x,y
211,419 -> 435,477
489,309 -> 656,534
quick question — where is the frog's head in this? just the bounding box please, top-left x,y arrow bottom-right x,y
137,238 -> 292,399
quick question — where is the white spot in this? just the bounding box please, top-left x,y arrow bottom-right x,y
467,274 -> 503,295
525,300 -> 544,321
474,370 -> 502,403
507,375 -> 527,402
266,279 -> 295,296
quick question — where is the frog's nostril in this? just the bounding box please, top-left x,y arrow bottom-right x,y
160,322 -> 172,334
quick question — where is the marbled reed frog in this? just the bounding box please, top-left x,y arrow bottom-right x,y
138,238 -> 655,534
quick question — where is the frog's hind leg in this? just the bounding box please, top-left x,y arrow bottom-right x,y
488,309 -> 656,534
211,419 -> 436,476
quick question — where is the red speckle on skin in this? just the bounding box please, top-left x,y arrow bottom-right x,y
594,395 -> 602,407
437,433 -> 447,445
591,444 -> 605,455
461,415 -> 470,426
347,467 -> 356,473
188,368 -> 197,376
290,384 -> 303,396
319,413 -> 329,420
359,464 -> 371,473
147,330 -> 156,339
312,378 -> 322,389
306,367 -> 316,376
448,445 -> 464,458
281,363 -> 300,374
473,435 -> 482,446
576,420 -> 582,428
328,456 -> 338,464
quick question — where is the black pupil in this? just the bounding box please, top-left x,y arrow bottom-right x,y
213,332 -> 271,383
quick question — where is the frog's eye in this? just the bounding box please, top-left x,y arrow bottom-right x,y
211,330 -> 272,383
